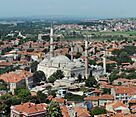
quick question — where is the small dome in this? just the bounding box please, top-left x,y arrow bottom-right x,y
53,55 -> 70,64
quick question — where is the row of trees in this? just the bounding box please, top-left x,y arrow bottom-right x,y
111,45 -> 136,65
1,47 -> 13,55
0,65 -> 20,75
32,69 -> 64,84
48,70 -> 64,83
109,68 -> 136,84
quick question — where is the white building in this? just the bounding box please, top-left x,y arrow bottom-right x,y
37,55 -> 86,78
37,25 -> 90,79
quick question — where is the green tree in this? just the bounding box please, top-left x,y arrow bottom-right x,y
37,91 -> 47,103
33,71 -> 46,84
48,90 -> 56,98
118,82 -> 122,86
55,70 -> 64,79
77,74 -> 82,83
27,48 -> 34,52
64,93 -> 84,102
85,76 -> 98,87
30,61 -> 39,73
0,79 -> 7,90
91,107 -> 107,116
123,45 -> 136,55
112,48 -> 133,65
109,69 -> 119,83
14,87 -> 31,99
102,88 -> 111,94
48,70 -> 64,83
0,94 -> 21,115
46,101 -> 63,117
48,74 -> 57,83
74,52 -> 82,59
88,59 -> 96,65
117,51 -> 133,65
125,71 -> 136,79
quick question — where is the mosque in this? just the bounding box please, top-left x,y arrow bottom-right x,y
37,26 -> 90,79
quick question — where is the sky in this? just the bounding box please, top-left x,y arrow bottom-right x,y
0,0 -> 136,18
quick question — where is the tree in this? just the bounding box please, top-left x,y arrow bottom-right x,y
46,101 -> 63,117
118,82 -> 122,86
14,87 -> 31,99
0,94 -> 21,115
125,71 -> 136,79
48,70 -> 64,83
74,52 -> 82,59
42,48 -> 49,54
85,76 -> 98,88
117,51 -> 133,65
48,74 -> 57,83
64,93 -> 84,102
65,53 -> 71,59
33,71 -> 46,84
37,91 -> 47,103
0,79 -> 7,90
48,90 -> 56,98
123,45 -> 136,55
91,107 -> 107,116
30,61 -> 39,73
27,48 -> 34,52
109,69 -> 119,83
77,74 -> 82,83
112,48 -> 133,65
88,59 -> 96,65
102,88 -> 111,94
55,70 -> 64,79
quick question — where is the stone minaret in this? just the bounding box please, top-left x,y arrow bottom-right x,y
103,47 -> 107,74
50,24 -> 54,58
85,40 -> 89,79
71,42 -> 74,61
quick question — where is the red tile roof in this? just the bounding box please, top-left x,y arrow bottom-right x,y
108,101 -> 127,109
92,89 -> 101,93
84,96 -> 99,101
60,106 -> 70,117
11,102 -> 47,115
113,86 -> 136,96
99,94 -> 114,100
0,70 -> 32,83
0,61 -> 11,67
0,72 -> 23,83
84,94 -> 113,101
74,107 -> 90,117
52,97 -> 65,103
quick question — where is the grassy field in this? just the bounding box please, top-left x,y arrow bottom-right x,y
61,30 -> 136,41
87,31 -> 136,36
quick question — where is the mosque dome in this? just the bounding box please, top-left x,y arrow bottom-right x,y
53,55 -> 70,64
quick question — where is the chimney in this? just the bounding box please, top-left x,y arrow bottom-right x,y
28,103 -> 31,108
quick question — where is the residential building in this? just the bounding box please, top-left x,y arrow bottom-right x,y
10,102 -> 47,117
106,101 -> 130,114
111,86 -> 136,104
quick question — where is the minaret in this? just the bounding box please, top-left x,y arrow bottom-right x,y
70,42 -> 74,61
85,40 -> 89,79
50,24 -> 54,58
103,47 -> 107,74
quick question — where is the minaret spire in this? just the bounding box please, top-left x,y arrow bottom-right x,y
103,47 -> 107,74
85,40 -> 89,79
50,23 -> 54,58
70,42 -> 74,61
